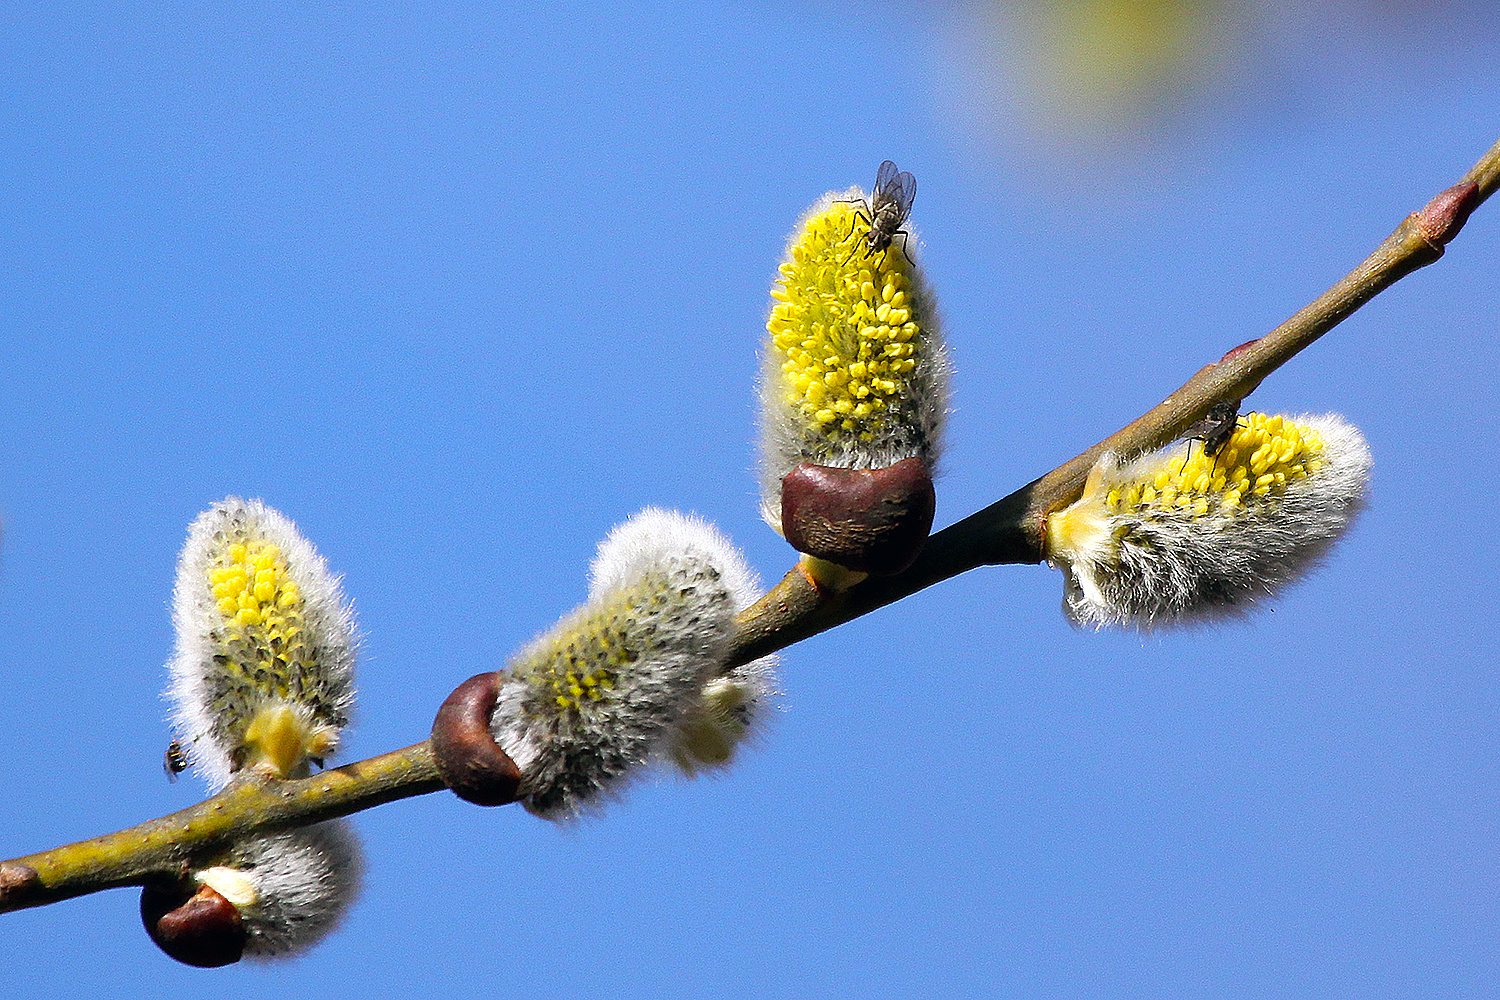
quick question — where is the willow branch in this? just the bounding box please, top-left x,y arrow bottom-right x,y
5,136 -> 1497,916
730,138 -> 1498,665
1,743 -> 443,912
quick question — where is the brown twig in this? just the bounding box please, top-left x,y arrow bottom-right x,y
5,136 -> 1496,916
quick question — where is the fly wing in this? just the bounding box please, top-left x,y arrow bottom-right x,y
873,161 -> 916,217
891,170 -> 916,215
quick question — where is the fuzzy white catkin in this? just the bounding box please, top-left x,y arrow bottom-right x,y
198,820 -> 361,959
491,508 -> 766,820
1048,413 -> 1372,628
167,498 -> 357,789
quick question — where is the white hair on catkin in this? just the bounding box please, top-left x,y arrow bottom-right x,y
1054,414 -> 1372,629
166,498 -> 357,789
198,819 -> 361,959
587,508 -> 760,610
492,508 -> 758,820
665,655 -> 780,777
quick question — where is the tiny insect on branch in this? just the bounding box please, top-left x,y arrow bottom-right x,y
834,159 -> 918,264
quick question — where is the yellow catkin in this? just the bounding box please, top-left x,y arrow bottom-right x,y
1104,412 -> 1325,519
768,203 -> 923,443
1042,410 -> 1369,629
205,537 -> 331,776
517,596 -> 638,714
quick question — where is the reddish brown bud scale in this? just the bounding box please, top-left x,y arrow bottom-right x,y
140,881 -> 246,968
1219,338 -> 1260,364
1416,181 -> 1480,246
431,672 -> 522,807
780,457 -> 936,575
0,863 -> 40,906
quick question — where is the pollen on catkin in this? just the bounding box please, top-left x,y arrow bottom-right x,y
491,508 -> 764,820
167,498 -> 357,789
1045,412 -> 1372,628
759,188 -> 947,531
195,820 -> 361,959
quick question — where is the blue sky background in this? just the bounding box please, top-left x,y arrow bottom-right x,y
2,3 -> 1497,997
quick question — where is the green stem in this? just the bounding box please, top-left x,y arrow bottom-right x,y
2,743 -> 442,912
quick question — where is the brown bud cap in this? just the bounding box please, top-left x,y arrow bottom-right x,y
1415,181 -> 1480,247
431,672 -> 522,807
1218,338 -> 1260,363
141,881 -> 246,968
0,863 -> 40,907
780,456 -> 936,575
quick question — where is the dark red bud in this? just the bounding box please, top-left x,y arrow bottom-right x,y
1415,181 -> 1479,246
1219,338 -> 1260,363
780,457 -> 936,575
141,881 -> 246,968
431,672 -> 522,807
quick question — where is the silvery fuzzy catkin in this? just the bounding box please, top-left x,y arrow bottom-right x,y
195,820 -> 361,959
665,657 -> 778,777
1046,412 -> 1372,628
167,498 -> 357,788
491,508 -> 763,820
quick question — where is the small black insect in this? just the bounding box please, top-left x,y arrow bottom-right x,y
1182,400 -> 1242,466
164,739 -> 188,781
838,160 -> 917,263
864,159 -> 916,258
